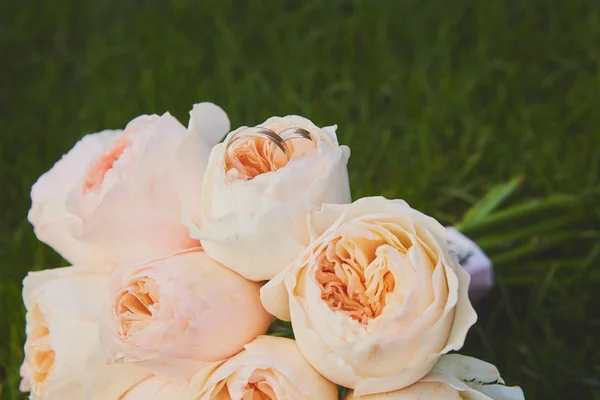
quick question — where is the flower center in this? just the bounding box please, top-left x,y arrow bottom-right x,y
225,136 -> 289,180
82,134 -> 132,194
116,278 -> 160,337
315,234 -> 396,324
224,126 -> 316,181
242,380 -> 276,400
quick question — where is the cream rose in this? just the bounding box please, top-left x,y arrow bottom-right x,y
100,249 -> 273,380
183,115 -> 351,281
21,266 -> 150,400
188,336 -> 338,399
28,102 -> 229,269
261,197 -> 478,395
345,354 -> 524,399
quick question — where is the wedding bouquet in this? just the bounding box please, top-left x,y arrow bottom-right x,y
19,102 -> 524,399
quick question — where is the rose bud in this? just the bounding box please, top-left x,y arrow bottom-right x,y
261,197 -> 478,395
189,336 -> 338,399
182,115 -> 351,281
100,250 -> 273,380
28,102 -> 229,269
345,354 -> 524,399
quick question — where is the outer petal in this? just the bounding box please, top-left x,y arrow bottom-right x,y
23,267 -> 112,399
259,269 -> 291,321
345,382 -> 462,400
423,355 -> 525,400
346,355 -> 524,400
188,102 -> 231,145
28,130 -> 121,265
80,207 -> 199,266
82,348 -> 152,400
23,266 -> 108,327
440,259 -> 478,354
432,354 -> 505,385
121,376 -> 189,400
177,103 -> 230,227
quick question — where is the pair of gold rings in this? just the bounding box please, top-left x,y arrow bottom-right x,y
224,126 -> 316,171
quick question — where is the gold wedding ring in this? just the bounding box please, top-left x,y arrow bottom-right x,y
278,127 -> 315,143
225,127 -> 289,157
224,126 -> 316,177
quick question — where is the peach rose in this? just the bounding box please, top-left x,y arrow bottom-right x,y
183,115 -> 351,281
21,266 -> 150,400
261,197 -> 478,395
345,354 -> 524,399
28,102 -> 229,269
100,249 -> 273,380
189,336 -> 338,399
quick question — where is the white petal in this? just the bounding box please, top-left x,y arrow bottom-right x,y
260,270 -> 291,321
434,354 -> 503,385
441,258 -> 478,353
188,102 -> 230,146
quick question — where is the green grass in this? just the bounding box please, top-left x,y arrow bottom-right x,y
1,0 -> 599,398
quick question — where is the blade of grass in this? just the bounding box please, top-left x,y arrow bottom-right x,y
455,176 -> 523,231
476,215 -> 580,251
491,231 -> 591,267
459,194 -> 578,236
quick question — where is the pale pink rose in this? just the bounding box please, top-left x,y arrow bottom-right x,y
28,102 -> 230,269
189,336 -> 338,399
183,115 -> 351,281
100,249 -> 273,380
261,197 -> 478,396
345,354 -> 524,399
21,266 -> 150,400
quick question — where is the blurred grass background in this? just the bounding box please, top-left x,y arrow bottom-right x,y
1,0 -> 600,398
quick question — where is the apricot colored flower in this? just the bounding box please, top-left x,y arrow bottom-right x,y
261,197 -> 477,395
100,250 -> 273,380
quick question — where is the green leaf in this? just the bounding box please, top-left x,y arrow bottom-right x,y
476,214 -> 579,251
490,230 -> 589,266
455,176 -> 523,231
458,194 -> 577,236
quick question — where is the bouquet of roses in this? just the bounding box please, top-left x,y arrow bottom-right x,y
19,102 -> 524,399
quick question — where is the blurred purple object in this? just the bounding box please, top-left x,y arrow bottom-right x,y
446,227 -> 493,302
